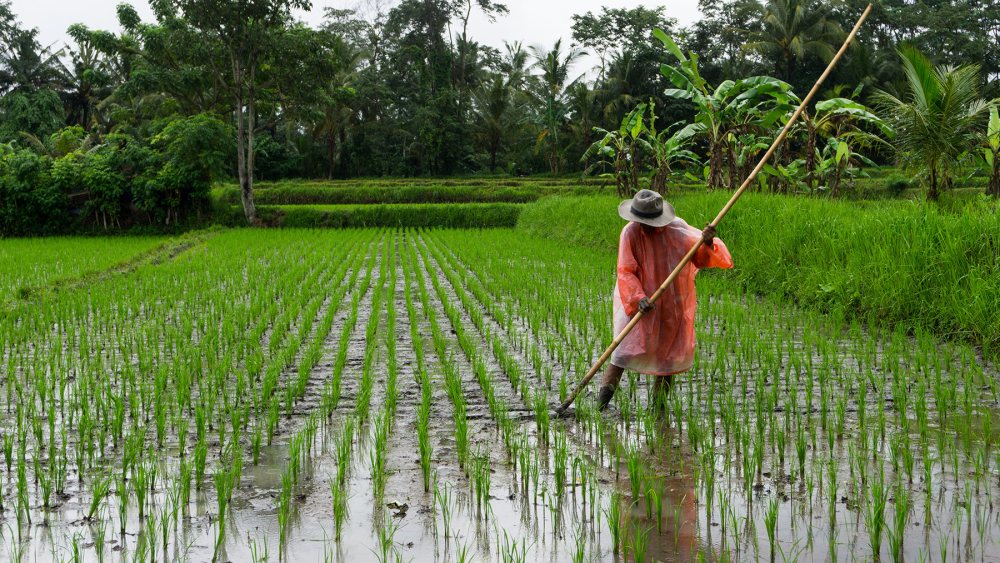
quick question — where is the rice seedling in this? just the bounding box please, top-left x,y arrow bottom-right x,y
499,529 -> 528,563
87,473 -> 113,521
248,535 -> 269,563
471,450 -> 492,508
626,442 -> 645,500
373,513 -> 400,563
604,491 -> 625,555
764,495 -> 779,560
864,467 -> 889,561
888,484 -> 910,563
632,524 -> 650,563
435,480 -> 454,538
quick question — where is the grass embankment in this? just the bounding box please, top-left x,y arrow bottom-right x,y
212,177 -> 621,228
519,193 -> 1000,355
212,177 -> 612,206
218,202 -> 524,228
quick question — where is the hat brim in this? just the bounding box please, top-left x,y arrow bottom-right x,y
618,198 -> 677,227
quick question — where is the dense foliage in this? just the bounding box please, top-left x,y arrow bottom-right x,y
0,0 -> 998,232
0,114 -> 230,234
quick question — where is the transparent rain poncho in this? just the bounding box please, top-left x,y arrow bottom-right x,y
610,219 -> 734,376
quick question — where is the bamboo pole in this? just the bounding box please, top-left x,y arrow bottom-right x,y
556,4 -> 874,416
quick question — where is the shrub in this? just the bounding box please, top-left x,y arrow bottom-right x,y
0,147 -> 68,235
885,174 -> 911,196
0,114 -> 231,234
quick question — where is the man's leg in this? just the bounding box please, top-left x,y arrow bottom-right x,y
597,363 -> 625,411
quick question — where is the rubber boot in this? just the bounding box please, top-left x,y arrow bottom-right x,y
597,384 -> 616,411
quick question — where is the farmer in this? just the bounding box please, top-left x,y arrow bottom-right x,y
597,189 -> 733,411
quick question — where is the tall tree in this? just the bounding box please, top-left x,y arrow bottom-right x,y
0,2 -> 65,141
312,24 -> 361,179
571,6 -> 674,80
685,0 -> 763,85
170,0 -> 311,224
744,0 -> 844,85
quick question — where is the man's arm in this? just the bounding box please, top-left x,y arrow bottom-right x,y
617,227 -> 649,315
693,223 -> 734,269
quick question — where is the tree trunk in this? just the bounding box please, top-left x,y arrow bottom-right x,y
928,165 -> 939,201
805,117 -> 816,190
989,158 -> 1000,197
831,161 -> 844,197
327,133 -> 338,180
236,98 -> 256,225
651,166 -> 669,194
708,140 -> 724,190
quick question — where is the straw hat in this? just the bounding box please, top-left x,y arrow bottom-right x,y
618,189 -> 677,227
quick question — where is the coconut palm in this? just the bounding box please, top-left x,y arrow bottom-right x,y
874,46 -> 994,200
530,39 -> 586,174
313,35 -> 361,178
744,0 -> 843,82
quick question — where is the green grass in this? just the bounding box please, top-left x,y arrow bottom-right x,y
518,193 -> 1000,355
0,236 -> 166,302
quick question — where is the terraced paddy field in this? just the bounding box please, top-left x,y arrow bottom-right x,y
1,229 -> 998,562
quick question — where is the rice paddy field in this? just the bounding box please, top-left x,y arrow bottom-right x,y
1,226 -> 999,562
0,237 -> 166,303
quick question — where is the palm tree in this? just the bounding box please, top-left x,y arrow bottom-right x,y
530,39 -> 586,175
313,35 -> 361,179
874,47 -> 994,200
58,29 -> 119,131
744,0 -> 843,82
471,42 -> 531,173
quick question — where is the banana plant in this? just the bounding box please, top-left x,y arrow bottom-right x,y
801,91 -> 889,190
655,29 -> 799,190
761,159 -> 809,193
645,102 -> 700,194
817,136 -> 877,195
581,103 -> 647,197
983,106 -> 1000,197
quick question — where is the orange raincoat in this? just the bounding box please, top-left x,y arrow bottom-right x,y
611,219 -> 733,376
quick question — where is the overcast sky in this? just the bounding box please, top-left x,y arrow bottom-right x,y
10,0 -> 702,72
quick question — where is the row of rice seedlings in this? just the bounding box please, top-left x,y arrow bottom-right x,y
423,230 -> 661,563
371,235 -> 399,502
401,233 -> 435,492
417,230 -> 626,563
271,235 -> 380,553
422,233 -> 617,503
404,235 -> 471,470
236,237 -> 376,555
412,235 -> 542,494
